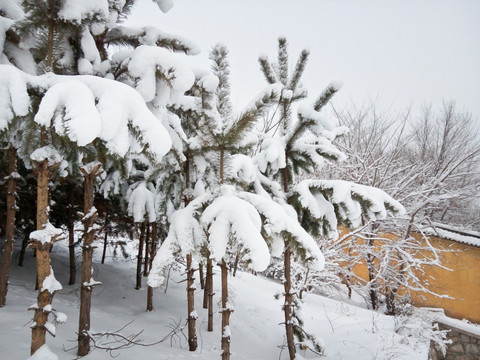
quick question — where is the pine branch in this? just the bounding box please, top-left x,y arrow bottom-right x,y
289,49 -> 309,90
314,83 -> 341,112
277,37 -> 289,85
258,56 -> 277,84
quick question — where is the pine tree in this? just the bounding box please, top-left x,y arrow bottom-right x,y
256,37 -> 404,359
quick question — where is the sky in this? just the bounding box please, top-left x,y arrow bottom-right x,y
128,0 -> 480,120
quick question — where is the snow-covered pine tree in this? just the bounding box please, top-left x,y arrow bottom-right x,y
255,37 -> 405,359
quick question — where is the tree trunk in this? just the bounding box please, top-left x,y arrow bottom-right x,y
67,221 -> 76,285
366,238 -> 378,311
186,254 -> 197,351
77,164 -> 102,357
18,228 -> 30,267
283,247 -> 296,360
31,159 -> 58,355
101,225 -> 108,264
221,260 -> 231,360
143,224 -> 150,276
135,223 -> 145,290
199,262 -> 205,290
207,258 -> 214,331
146,222 -> 157,312
0,145 -> 17,306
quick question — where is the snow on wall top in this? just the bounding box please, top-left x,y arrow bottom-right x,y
421,223 -> 480,248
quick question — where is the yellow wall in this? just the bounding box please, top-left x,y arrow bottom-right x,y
408,236 -> 480,324
343,231 -> 480,324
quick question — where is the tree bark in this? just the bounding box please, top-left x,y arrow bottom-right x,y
143,224 -> 150,277
186,254 -> 197,351
146,222 -> 157,312
221,260 -> 231,360
283,246 -> 296,360
101,224 -> 108,264
207,258 -> 214,331
135,223 -> 145,290
67,221 -> 76,285
30,158 -> 58,355
199,262 -> 205,290
77,164 -> 102,357
0,145 -> 17,306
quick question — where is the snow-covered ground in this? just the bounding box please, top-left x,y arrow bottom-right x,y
0,238 -> 430,359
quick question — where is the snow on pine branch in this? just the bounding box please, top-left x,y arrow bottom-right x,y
148,196 -> 208,287
0,65 -> 172,162
238,191 -> 325,270
127,182 -> 157,223
110,25 -> 200,55
201,186 -> 270,272
290,179 -> 405,239
125,45 -> 195,105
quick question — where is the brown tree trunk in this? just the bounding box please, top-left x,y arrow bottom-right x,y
30,158 -> 60,355
0,145 -> 17,306
18,228 -> 30,267
146,222 -> 157,312
283,246 -> 296,360
220,260 -> 231,360
77,164 -> 102,357
199,262 -> 205,290
143,224 -> 150,277
135,223 -> 145,290
186,254 -> 197,351
207,258 -> 214,331
101,225 -> 108,264
67,221 -> 76,285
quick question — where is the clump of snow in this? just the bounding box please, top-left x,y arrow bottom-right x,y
0,64 -> 30,130
154,0 -> 174,13
34,81 -> 101,146
201,186 -> 270,272
255,137 -> 286,175
29,222 -> 64,245
230,154 -> 256,184
127,182 -> 157,223
58,0 -> 108,24
40,271 -> 62,294
126,45 -> 195,105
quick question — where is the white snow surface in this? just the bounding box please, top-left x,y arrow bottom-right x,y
1,240 -> 431,360
255,137 -> 286,175
27,344 -> 58,360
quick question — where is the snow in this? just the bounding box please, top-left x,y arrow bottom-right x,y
153,0 -> 174,13
29,222 -> 64,245
1,240 -> 432,360
201,187 -> 270,272
421,223 -> 480,248
229,154 -> 257,184
0,65 -> 173,162
34,81 -> 101,146
58,0 -> 108,24
126,45 -> 195,105
0,64 -> 30,130
238,191 -> 324,269
41,271 -> 63,294
127,182 -> 157,223
27,344 -> 58,360
255,137 -> 286,175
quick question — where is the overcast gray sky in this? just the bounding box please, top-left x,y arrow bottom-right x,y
128,0 -> 480,119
